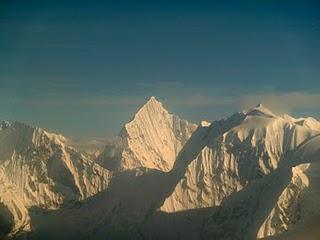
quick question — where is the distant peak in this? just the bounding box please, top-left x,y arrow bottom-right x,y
122,96 -> 168,130
246,104 -> 276,118
142,96 -> 164,109
149,96 -> 157,101
145,96 -> 161,105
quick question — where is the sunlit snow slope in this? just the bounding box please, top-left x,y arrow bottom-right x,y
1,97 -> 320,240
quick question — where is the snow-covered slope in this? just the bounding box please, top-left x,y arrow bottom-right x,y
161,104 -> 319,212
99,96 -> 197,172
283,114 -> 320,132
0,121 -> 112,235
257,134 -> 320,238
1,99 -> 320,240
200,134 -> 320,240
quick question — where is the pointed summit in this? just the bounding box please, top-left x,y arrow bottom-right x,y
104,96 -> 197,172
142,96 -> 165,111
148,95 -> 157,102
121,96 -> 170,136
133,96 -> 167,119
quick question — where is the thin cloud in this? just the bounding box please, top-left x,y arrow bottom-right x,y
238,92 -> 320,114
166,90 -> 320,116
22,87 -> 320,116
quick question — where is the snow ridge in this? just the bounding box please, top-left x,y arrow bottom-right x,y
0,99 -> 320,239
0,121 -> 112,234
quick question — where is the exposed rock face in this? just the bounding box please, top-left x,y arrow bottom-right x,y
99,96 -> 197,172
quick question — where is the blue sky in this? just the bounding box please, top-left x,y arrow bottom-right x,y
1,1 -> 319,137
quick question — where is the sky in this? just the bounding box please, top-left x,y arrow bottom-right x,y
0,1 -> 319,137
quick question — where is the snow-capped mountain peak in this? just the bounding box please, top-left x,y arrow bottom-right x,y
127,96 -> 167,123
99,97 -> 197,171
1,99 -> 320,239
245,103 -> 276,118
0,122 -> 112,234
147,95 -> 160,104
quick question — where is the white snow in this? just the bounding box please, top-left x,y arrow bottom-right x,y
0,121 -> 112,234
99,96 -> 197,171
0,99 -> 320,239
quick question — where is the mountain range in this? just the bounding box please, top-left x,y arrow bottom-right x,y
0,97 -> 319,240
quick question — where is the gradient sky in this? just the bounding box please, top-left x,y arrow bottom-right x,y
1,1 -> 320,137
